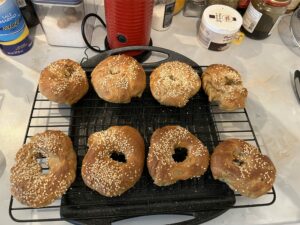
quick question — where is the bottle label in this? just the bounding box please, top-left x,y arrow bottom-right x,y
0,0 -> 26,42
16,0 -> 27,8
242,2 -> 262,33
163,2 -> 175,28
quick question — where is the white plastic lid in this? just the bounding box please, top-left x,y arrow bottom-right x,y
201,4 -> 243,35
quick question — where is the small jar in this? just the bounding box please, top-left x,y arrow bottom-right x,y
183,0 -> 207,17
152,0 -> 176,31
208,0 -> 240,8
241,0 -> 290,39
198,4 -> 243,51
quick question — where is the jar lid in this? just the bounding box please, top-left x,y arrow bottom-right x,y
263,0 -> 290,7
201,4 -> 243,35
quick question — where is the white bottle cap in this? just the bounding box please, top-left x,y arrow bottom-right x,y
202,4 -> 243,35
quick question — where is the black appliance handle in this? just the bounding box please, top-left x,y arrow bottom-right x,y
81,13 -> 107,53
81,45 -> 200,72
73,209 -> 229,225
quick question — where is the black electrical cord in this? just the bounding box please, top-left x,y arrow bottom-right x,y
81,13 -> 106,53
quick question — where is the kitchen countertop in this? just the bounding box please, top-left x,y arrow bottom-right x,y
1,9 -> 300,225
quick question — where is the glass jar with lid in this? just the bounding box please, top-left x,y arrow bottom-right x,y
241,0 -> 290,39
152,0 -> 176,31
208,0 -> 240,9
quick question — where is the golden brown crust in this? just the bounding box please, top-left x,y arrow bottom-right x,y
150,61 -> 201,107
10,130 -> 77,208
147,126 -> 209,186
202,64 -> 248,111
210,139 -> 276,198
81,126 -> 145,197
91,55 -> 146,103
39,59 -> 89,105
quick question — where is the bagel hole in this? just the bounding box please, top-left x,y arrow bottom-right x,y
109,67 -> 120,75
233,158 -> 245,166
64,66 -> 74,77
168,75 -> 176,81
36,155 -> 49,174
172,148 -> 188,162
110,151 -> 126,163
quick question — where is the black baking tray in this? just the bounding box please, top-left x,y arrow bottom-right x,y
60,46 -> 236,225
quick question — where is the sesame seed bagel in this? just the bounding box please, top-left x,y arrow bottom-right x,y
81,126 -> 145,197
210,139 -> 276,198
202,64 -> 248,111
150,61 -> 201,107
91,55 -> 146,103
39,59 -> 89,105
10,130 -> 77,208
147,126 -> 209,186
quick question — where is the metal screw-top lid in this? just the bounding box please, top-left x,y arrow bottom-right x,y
264,0 -> 291,7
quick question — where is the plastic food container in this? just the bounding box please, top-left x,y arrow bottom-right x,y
32,0 -> 97,47
198,4 -> 243,51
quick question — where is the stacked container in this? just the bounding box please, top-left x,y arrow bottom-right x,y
32,0 -> 97,47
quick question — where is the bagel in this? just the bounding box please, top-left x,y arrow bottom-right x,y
81,126 -> 145,197
39,59 -> 89,105
91,55 -> 146,103
150,61 -> 201,107
202,64 -> 248,111
10,130 -> 77,207
147,125 -> 209,186
210,139 -> 276,198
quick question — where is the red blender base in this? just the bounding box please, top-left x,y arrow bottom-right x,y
104,37 -> 153,63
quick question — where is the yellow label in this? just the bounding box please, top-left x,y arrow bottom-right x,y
0,25 -> 29,45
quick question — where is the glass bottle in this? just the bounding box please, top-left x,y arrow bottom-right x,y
241,0 -> 290,39
207,0 -> 240,8
16,0 -> 39,28
183,0 -> 207,17
152,0 -> 176,31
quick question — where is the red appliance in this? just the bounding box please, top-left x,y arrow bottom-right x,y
82,0 -> 154,58
105,0 -> 154,56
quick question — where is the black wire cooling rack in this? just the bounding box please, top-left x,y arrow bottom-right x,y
9,46 -> 276,225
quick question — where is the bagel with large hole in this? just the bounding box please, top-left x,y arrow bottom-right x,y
147,125 -> 209,186
81,126 -> 145,197
10,130 -> 77,207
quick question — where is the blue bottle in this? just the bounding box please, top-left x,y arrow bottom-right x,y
0,0 -> 26,42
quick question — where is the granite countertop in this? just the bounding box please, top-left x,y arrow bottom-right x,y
0,10 -> 300,225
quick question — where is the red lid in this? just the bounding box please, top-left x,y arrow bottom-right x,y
263,0 -> 290,7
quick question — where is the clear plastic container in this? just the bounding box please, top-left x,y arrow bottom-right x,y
32,0 -> 97,47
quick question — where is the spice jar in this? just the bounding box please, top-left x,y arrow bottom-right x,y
183,0 -> 207,17
241,0 -> 290,40
208,0 -> 240,9
152,0 -> 176,31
